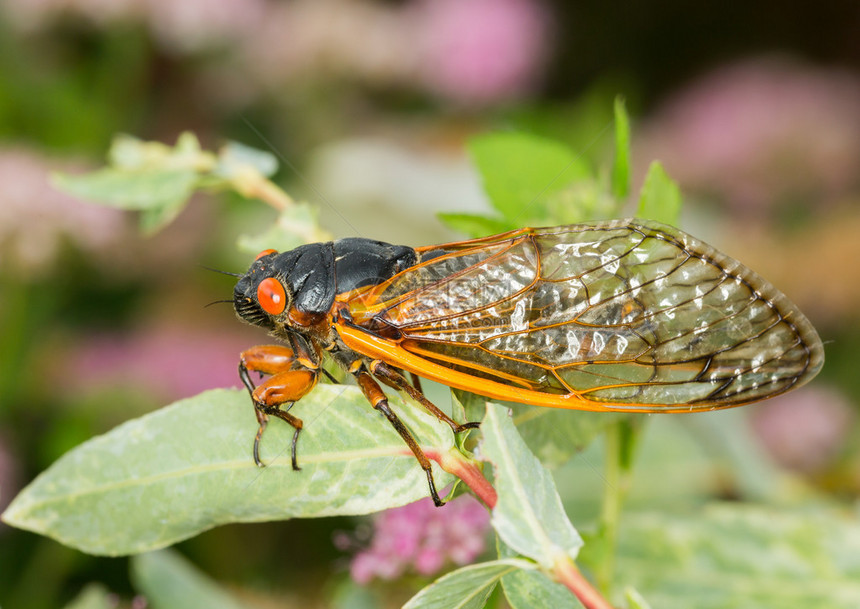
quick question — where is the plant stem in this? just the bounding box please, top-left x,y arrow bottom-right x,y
596,423 -> 622,594
233,170 -> 294,211
433,448 -> 498,508
432,448 -> 616,609
249,177 -> 294,211
554,556 -> 616,609
596,419 -> 640,595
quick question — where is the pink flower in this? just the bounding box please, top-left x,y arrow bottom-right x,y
343,495 -> 491,584
141,0 -> 267,54
636,58 -> 860,214
1,0 -> 266,53
0,148 -> 124,273
60,322 -> 254,401
238,0 -> 550,105
412,0 -> 550,105
750,386 -> 855,474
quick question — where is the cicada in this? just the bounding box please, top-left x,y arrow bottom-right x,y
232,219 -> 823,505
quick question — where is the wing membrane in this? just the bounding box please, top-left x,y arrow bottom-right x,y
342,219 -> 823,411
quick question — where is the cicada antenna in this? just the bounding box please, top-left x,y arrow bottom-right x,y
199,265 -> 243,278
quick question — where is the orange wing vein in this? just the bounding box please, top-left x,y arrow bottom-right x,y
337,219 -> 823,412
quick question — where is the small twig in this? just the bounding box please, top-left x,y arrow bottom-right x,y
427,447 -> 616,609
232,169 -> 294,211
247,177 -> 294,211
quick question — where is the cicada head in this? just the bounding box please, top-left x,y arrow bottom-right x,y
233,249 -> 292,334
233,243 -> 338,341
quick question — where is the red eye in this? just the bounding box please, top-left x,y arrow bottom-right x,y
257,277 -> 287,315
255,249 -> 278,261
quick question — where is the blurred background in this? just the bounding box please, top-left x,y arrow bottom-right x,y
1,0 -> 859,607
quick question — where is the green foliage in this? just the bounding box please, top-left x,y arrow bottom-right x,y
330,579 -> 380,609
51,131 -> 331,254
53,163 -> 198,213
440,132 -> 611,237
636,161 -> 682,226
440,96 -> 633,238
501,562 -> 584,609
611,97 -> 632,199
62,584 -> 115,609
6,118 -> 857,609
624,587 -> 653,609
53,132 -> 284,235
406,402 -> 596,608
470,131 -> 591,222
433,213 -> 513,240
68,548 -> 324,609
506,405 -> 625,468
616,504 -> 860,608
404,559 -> 537,609
480,403 -> 582,568
131,549 -> 252,609
498,540 -> 585,609
236,201 -> 330,254
2,387 -> 455,555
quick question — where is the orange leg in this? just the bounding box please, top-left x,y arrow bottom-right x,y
239,345 -> 318,470
354,368 -> 446,506
371,360 -> 481,433
409,372 -> 423,394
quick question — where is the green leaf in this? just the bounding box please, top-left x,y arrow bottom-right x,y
52,132 -> 291,237
610,96 -> 631,199
501,568 -> 583,609
508,404 -> 627,468
480,403 -> 583,569
330,578 -> 381,609
448,392 -> 478,455
553,411 -> 790,526
131,549 -> 251,609
237,202 -> 331,254
2,387 -> 455,555
138,194 -> 190,235
469,133 -> 590,223
436,213 -> 514,239
216,141 -> 279,179
451,390 -> 488,438
624,587 -> 653,609
678,407 -> 783,501
63,584 -> 115,609
636,161 -> 681,226
498,540 -> 583,609
403,559 -> 536,609
542,178 -> 621,225
441,391 -> 484,503
616,504 -> 860,609
52,133 -> 202,235
52,167 -> 198,211
108,132 -> 208,171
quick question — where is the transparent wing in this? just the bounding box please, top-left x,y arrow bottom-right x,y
345,219 -> 823,410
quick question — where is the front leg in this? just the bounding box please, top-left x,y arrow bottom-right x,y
239,345 -> 319,470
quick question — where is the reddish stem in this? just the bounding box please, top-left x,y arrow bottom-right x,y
554,557 -> 616,609
432,448 -> 498,508
425,447 -> 615,609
